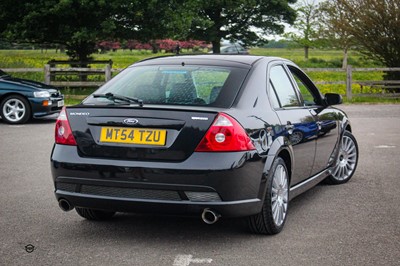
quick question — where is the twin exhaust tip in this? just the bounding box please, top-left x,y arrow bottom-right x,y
201,208 -> 220,225
58,199 -> 74,212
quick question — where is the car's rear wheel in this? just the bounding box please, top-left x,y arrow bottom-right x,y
0,95 -> 31,124
326,131 -> 358,184
289,130 -> 303,145
248,157 -> 289,235
75,207 -> 115,220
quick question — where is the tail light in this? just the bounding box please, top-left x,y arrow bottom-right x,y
55,107 -> 77,145
195,113 -> 255,152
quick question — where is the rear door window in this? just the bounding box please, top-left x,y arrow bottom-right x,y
269,65 -> 301,108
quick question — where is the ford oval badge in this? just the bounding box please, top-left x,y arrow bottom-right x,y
123,118 -> 139,125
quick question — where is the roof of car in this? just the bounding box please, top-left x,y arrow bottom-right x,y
133,54 -> 278,68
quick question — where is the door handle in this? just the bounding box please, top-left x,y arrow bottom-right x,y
316,121 -> 322,130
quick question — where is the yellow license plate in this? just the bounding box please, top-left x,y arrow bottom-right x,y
100,127 -> 167,146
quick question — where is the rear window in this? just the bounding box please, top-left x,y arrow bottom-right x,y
83,65 -> 249,108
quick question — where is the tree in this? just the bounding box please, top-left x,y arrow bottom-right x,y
1,0 -> 123,61
0,0 -> 193,60
113,0 -> 195,53
0,0 -> 122,63
189,0 -> 297,53
332,0 -> 400,72
286,0 -> 321,60
318,0 -> 356,68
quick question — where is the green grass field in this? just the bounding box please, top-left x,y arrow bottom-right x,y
0,48 -> 398,104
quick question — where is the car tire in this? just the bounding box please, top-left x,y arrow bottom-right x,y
289,130 -> 303,145
325,130 -> 359,185
75,207 -> 115,220
248,157 -> 289,235
0,95 -> 31,124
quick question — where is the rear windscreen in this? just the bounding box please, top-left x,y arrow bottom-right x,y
83,65 -> 249,108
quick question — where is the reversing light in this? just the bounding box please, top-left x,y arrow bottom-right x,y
195,113 -> 255,152
55,107 -> 77,145
215,133 -> 226,143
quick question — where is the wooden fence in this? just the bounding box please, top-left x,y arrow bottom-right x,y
2,65 -> 400,100
44,60 -> 116,87
304,66 -> 400,100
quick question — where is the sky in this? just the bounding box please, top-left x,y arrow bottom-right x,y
269,0 -> 327,40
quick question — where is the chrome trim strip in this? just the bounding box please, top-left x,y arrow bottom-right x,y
289,168 -> 330,200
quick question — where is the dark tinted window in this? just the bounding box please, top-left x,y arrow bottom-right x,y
291,73 -> 316,106
84,65 -> 248,108
269,65 -> 300,108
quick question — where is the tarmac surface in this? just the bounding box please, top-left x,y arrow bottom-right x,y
0,104 -> 399,266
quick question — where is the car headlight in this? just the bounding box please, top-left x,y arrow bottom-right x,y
34,91 -> 51,98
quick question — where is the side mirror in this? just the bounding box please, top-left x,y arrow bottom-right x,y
324,93 -> 342,106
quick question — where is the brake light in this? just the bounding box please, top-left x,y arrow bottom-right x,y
55,107 -> 77,145
195,113 -> 255,152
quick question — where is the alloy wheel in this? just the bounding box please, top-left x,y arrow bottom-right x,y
2,98 -> 26,123
331,135 -> 357,181
271,164 -> 288,227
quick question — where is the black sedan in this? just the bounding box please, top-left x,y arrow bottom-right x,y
0,70 -> 64,124
50,55 -> 358,234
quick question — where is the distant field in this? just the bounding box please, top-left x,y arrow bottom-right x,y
0,49 -> 167,69
0,48 -> 397,104
0,47 -> 383,69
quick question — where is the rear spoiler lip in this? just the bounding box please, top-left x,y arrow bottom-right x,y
66,104 -> 228,114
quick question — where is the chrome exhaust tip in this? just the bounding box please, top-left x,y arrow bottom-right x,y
201,208 -> 220,224
58,199 -> 74,212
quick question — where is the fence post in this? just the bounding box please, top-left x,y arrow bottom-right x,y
105,63 -> 112,82
44,64 -> 51,85
346,65 -> 352,100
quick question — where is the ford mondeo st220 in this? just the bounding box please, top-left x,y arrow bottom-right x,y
51,55 -> 358,234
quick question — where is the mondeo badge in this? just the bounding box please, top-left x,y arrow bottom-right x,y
123,118 -> 139,125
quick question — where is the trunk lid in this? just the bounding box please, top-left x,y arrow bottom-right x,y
66,106 -> 218,162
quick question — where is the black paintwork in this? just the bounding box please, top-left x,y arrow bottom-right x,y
50,55 -> 351,218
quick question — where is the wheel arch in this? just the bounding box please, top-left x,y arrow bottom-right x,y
1,92 -> 32,108
339,110 -> 352,133
262,137 -> 294,190
277,148 -> 292,184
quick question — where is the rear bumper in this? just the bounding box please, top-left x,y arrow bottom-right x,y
55,190 -> 262,217
51,145 -> 266,217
